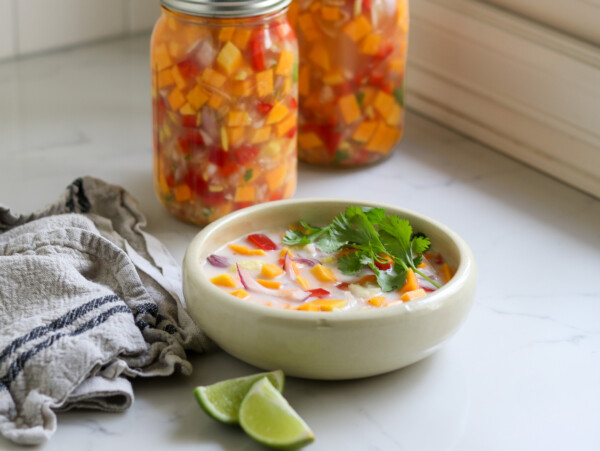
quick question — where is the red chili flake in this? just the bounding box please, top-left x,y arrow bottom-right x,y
247,233 -> 278,251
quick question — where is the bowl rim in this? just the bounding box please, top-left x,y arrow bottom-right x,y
184,198 -> 476,323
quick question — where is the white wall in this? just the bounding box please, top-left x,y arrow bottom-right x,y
0,0 -> 161,60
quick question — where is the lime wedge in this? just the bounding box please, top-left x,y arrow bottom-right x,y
239,377 -> 314,450
194,370 -> 285,424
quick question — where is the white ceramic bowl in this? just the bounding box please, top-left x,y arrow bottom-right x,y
183,199 -> 477,380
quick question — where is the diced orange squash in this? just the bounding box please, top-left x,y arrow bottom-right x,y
294,302 -> 320,312
386,104 -> 403,127
295,299 -> 346,312
266,102 -> 289,124
201,68 -> 226,88
234,185 -> 255,202
279,247 -> 294,258
440,263 -> 454,283
186,85 -> 209,110
365,121 -> 400,153
399,269 -> 419,292
283,77 -> 292,95
208,93 -> 224,109
389,58 -> 405,75
417,262 -> 427,269
171,64 -> 188,90
310,264 -> 337,283
256,69 -> 274,97
168,41 -> 186,60
352,121 -> 377,143
168,88 -> 186,110
232,79 -> 253,97
275,114 -> 296,137
276,51 -> 295,76
299,66 -> 310,97
343,15 -> 372,42
228,110 -> 250,127
297,13 -> 320,41
308,44 -> 330,71
173,184 -> 191,202
295,276 -> 310,290
256,279 -> 281,289
228,244 -> 266,256
157,69 -> 175,88
252,125 -> 272,144
338,94 -> 361,124
322,70 -> 345,85
218,27 -> 235,42
233,28 -> 252,49
373,90 -> 396,117
309,2 -> 320,12
210,273 -> 236,288
228,126 -> 245,147
217,41 -> 242,75
357,274 -> 377,285
298,132 -> 323,149
153,43 -> 173,71
368,296 -> 386,307
180,103 -> 196,115
401,289 -> 427,302
260,263 -> 285,278
361,34 -> 382,55
230,289 -> 249,299
321,5 -> 340,21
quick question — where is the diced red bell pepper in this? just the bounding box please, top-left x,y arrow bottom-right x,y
269,190 -> 284,201
209,147 -> 228,167
289,97 -> 298,110
236,201 -> 255,210
383,82 -> 394,95
374,254 -> 393,271
177,59 -> 200,80
177,137 -> 191,155
369,73 -> 385,88
257,102 -> 273,115
219,161 -> 239,177
250,33 -> 266,71
202,191 -> 226,207
335,282 -> 350,291
181,115 -> 197,128
321,128 -> 342,154
375,43 -> 394,60
247,233 -> 278,251
285,126 -> 297,139
272,20 -> 295,42
234,145 -> 259,164
165,173 -> 176,188
362,0 -> 372,13
186,129 -> 204,146
423,287 -> 435,293
184,169 -> 208,195
306,288 -> 330,298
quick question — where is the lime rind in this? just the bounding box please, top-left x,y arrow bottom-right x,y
239,377 -> 314,450
194,370 -> 285,425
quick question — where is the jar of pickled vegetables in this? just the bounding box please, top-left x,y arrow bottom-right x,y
289,0 -> 408,167
152,0 -> 298,225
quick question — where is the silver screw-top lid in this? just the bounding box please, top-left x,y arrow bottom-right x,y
160,0 -> 292,18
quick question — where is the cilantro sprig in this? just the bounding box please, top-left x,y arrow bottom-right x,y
283,206 -> 440,292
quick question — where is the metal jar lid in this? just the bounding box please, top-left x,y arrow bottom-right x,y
160,0 -> 292,18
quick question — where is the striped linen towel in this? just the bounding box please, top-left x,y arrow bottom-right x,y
0,177 -> 210,445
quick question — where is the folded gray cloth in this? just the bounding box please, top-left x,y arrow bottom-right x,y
0,177 -> 211,445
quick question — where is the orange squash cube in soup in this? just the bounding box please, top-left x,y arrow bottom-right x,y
151,6 -> 298,225
290,0 -> 408,167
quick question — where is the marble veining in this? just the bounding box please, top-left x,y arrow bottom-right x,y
0,34 -> 599,451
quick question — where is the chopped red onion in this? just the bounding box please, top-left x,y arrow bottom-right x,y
207,254 -> 229,268
283,252 -> 296,281
291,256 -> 320,267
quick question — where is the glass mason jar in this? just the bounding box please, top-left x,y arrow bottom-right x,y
289,0 -> 408,167
152,0 -> 298,225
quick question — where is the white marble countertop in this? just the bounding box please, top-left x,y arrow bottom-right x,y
1,35 -> 599,451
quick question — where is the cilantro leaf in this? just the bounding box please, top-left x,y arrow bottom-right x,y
338,252 -> 363,275
371,264 -> 408,292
